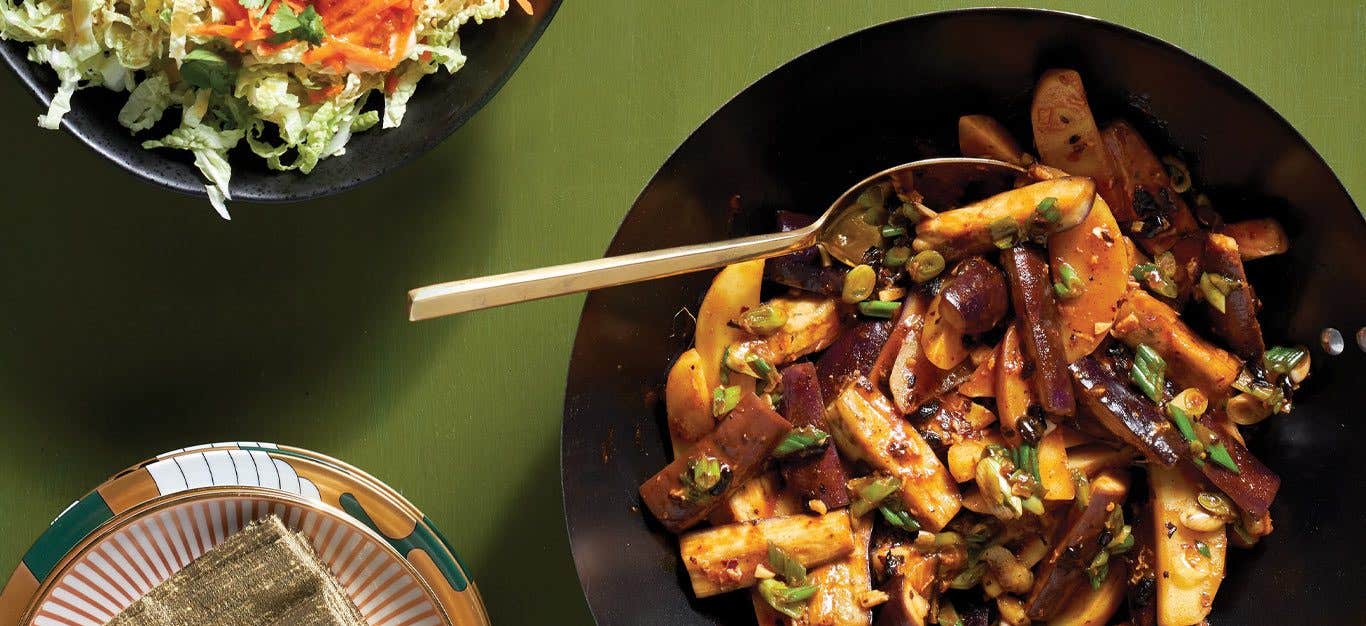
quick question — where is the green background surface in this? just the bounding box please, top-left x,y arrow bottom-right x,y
0,2 -> 1360,624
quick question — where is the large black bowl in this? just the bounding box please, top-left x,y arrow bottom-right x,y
561,8 -> 1364,626
0,0 -> 560,203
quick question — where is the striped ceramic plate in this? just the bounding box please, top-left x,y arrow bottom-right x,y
0,443 -> 489,626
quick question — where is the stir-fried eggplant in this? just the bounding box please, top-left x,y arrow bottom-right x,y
1112,290 -> 1243,402
779,362 -> 852,510
1025,470 -> 1129,620
829,382 -> 962,531
641,393 -> 793,533
1201,233 -> 1266,360
817,317 -> 895,403
680,510 -> 856,597
1191,413 -> 1280,517
1070,355 -> 1186,465
1002,246 -> 1076,416
1217,218 -> 1288,261
913,178 -> 1097,261
642,67 -> 1302,625
767,211 -> 848,295
938,256 -> 1009,333
728,295 -> 846,373
1101,120 -> 1201,252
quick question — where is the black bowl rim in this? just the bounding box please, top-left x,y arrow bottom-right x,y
0,0 -> 563,204
559,6 -> 1361,625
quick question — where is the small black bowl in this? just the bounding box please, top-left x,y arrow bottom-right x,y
0,0 -> 561,203
561,8 -> 1365,626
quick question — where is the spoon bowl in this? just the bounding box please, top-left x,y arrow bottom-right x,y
407,157 -> 1024,321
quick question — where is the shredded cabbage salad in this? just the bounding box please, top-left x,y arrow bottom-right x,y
1,0 -> 529,218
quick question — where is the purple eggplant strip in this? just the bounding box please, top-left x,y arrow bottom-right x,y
1003,246 -> 1076,416
765,211 -> 848,295
815,317 -> 894,402
778,362 -> 851,509
1070,356 -> 1185,466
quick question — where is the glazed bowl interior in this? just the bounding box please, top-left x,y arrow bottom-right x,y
561,8 -> 1365,626
0,0 -> 561,203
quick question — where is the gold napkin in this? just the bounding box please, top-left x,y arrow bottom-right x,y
108,515 -> 369,626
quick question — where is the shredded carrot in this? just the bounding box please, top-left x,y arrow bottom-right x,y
515,0 -> 532,15
384,71 -> 400,94
306,83 -> 345,103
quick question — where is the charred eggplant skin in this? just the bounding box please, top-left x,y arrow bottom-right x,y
639,393 -> 792,533
816,317 -> 895,402
1202,233 -> 1266,360
1025,470 -> 1129,621
778,362 -> 851,509
1193,414 -> 1280,516
1070,356 -> 1185,466
939,256 -> 1009,334
1002,246 -> 1076,416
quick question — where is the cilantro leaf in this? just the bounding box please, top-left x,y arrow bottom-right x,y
269,4 -> 326,46
180,48 -> 237,94
237,0 -> 265,9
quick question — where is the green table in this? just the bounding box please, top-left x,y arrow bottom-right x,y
0,2 -> 1360,624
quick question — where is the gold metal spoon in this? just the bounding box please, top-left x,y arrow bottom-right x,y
408,157 -> 1023,321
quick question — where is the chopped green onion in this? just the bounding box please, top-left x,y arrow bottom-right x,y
1207,442 -> 1240,474
858,300 -> 901,318
884,246 -> 911,267
989,217 -> 1021,249
842,264 -> 877,303
1194,540 -> 1212,558
1131,262 -> 1179,298
1264,346 -> 1308,375
711,385 -> 742,417
749,356 -> 775,381
1035,197 -> 1061,223
880,224 -> 907,238
774,584 -> 816,603
1053,262 -> 1085,299
739,304 -> 787,336
908,250 -> 945,283
1199,272 -> 1238,314
680,456 -> 730,500
948,561 -> 986,590
757,579 -> 814,619
767,542 -> 808,585
773,426 -> 829,458
1072,469 -> 1091,510
1021,495 -> 1045,516
1131,344 -> 1167,403
719,345 -> 732,385
1086,550 -> 1110,590
878,505 -> 922,534
1166,404 -> 1197,442
1011,444 -> 1041,484
849,475 -> 901,517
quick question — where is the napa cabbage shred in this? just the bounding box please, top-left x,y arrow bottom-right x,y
0,0 -> 530,217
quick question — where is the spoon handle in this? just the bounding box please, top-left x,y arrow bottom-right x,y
408,226 -> 818,320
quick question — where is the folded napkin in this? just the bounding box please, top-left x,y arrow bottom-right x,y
108,515 -> 368,626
